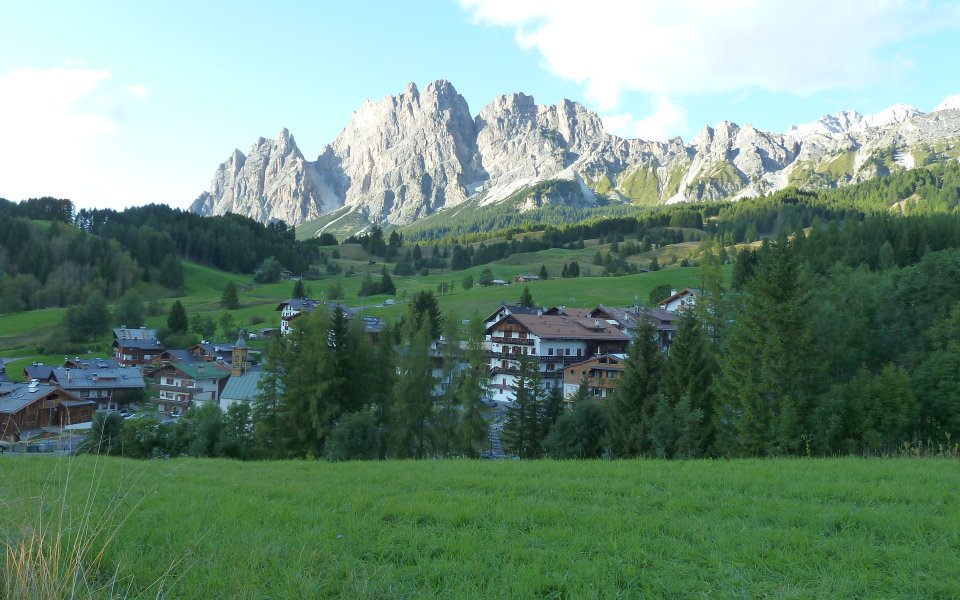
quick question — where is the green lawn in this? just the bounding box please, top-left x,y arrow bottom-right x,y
1,457 -> 957,598
0,241 -> 720,374
0,307 -> 65,341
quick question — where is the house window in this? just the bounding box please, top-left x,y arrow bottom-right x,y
548,348 -> 554,356
565,348 -> 570,356
577,348 -> 582,357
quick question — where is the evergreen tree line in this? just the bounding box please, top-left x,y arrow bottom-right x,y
74,203 -> 312,274
81,232 -> 960,461
0,217 -> 140,313
606,235 -> 960,458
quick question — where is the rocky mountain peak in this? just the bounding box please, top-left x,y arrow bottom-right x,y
934,94 -> 960,112
193,81 -> 960,232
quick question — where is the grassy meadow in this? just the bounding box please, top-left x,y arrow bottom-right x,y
0,235 -> 715,378
1,456 -> 958,598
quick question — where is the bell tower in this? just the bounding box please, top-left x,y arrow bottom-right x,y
231,332 -> 249,376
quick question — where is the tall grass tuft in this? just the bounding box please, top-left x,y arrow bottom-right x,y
1,448 -> 178,599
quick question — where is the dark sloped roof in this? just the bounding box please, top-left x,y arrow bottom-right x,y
113,327 -> 157,341
51,367 -> 145,390
488,313 -> 629,342
0,382 -> 72,414
24,365 -> 56,381
65,357 -> 122,370
113,337 -> 165,350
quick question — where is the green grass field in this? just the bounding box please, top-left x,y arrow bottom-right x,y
1,457 -> 957,598
0,237 -> 718,376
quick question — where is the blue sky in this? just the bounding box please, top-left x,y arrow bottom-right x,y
1,0 -> 959,210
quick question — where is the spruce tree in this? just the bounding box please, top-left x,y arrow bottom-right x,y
221,281 -> 240,309
716,234 -> 817,455
538,264 -> 549,280
518,286 -> 535,308
606,320 -> 663,457
276,311 -> 338,457
456,314 -> 491,457
390,317 -> 436,458
167,300 -> 188,333
662,310 -> 715,454
291,278 -> 306,299
501,354 -> 545,458
113,289 -> 144,328
158,254 -> 184,289
541,384 -> 565,440
434,317 -> 463,457
253,336 -> 285,458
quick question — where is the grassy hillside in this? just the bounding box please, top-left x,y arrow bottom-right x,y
1,232 -> 713,374
1,457 -> 957,598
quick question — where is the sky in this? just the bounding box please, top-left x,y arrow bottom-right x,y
1,0 -> 959,211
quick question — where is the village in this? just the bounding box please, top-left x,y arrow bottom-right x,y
0,288 -> 699,453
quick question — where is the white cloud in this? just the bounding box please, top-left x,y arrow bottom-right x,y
602,98 -> 688,141
0,66 -> 147,209
462,0 -> 960,134
128,84 -> 149,98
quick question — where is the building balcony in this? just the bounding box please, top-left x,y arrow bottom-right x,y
149,397 -> 192,408
156,383 -> 199,393
488,350 -> 537,359
540,354 -> 583,363
489,336 -> 533,345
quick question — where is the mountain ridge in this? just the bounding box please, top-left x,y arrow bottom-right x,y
191,81 -> 960,233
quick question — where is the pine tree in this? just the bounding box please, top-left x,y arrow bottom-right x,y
113,289 -> 144,328
221,281 -> 240,309
518,286 -> 535,308
538,264 -> 549,280
501,354 -> 545,458
456,314 -> 490,457
434,317 -> 463,457
276,311 -> 338,457
649,256 -> 660,272
291,278 -> 306,299
167,300 -> 188,333
662,310 -> 715,454
158,254 -> 184,289
390,317 -> 436,458
572,370 -> 591,406
217,310 -> 236,340
253,336 -> 285,458
380,272 -> 396,295
410,290 -> 442,339
541,383 -> 565,440
606,320 -> 663,457
716,234 -> 817,455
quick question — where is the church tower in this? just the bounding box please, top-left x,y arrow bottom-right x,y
231,333 -> 249,376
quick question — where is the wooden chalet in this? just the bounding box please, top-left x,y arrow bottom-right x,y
562,354 -> 627,401
0,381 -> 95,442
